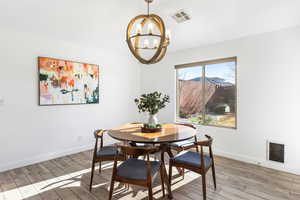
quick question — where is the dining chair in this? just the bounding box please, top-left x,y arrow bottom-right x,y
168,135 -> 216,200
108,145 -> 168,200
170,123 -> 199,152
89,129 -> 126,191
169,123 -> 199,177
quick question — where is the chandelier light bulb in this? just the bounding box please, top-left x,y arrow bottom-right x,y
153,39 -> 159,49
144,39 -> 150,48
148,23 -> 154,34
136,24 -> 142,35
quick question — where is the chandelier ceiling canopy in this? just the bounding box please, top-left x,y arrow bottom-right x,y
126,0 -> 171,65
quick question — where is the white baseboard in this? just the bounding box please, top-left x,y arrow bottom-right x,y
1,144 -> 299,176
0,143 -> 94,173
214,148 -> 300,176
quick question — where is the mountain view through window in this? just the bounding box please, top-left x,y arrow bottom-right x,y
176,58 -> 236,128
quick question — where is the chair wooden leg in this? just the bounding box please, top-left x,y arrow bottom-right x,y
99,161 -> 102,173
175,149 -> 184,176
211,164 -> 217,190
160,166 -> 165,197
108,178 -> 115,200
89,161 -> 95,191
168,163 -> 172,185
202,174 -> 207,200
148,185 -> 153,200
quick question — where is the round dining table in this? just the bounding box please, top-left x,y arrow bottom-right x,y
108,123 -> 197,199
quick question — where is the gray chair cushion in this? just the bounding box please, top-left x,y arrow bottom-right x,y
96,146 -> 122,158
171,151 -> 212,169
169,140 -> 195,148
117,158 -> 161,180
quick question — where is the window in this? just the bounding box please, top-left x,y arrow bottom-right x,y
176,57 -> 237,129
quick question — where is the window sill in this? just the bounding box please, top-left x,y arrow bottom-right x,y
175,119 -> 237,130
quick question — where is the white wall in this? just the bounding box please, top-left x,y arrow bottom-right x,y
1,22 -> 299,175
141,26 -> 300,175
0,27 -> 141,172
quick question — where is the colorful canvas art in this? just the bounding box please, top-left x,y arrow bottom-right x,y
38,57 -> 99,105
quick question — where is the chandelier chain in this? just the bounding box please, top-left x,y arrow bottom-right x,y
147,1 -> 150,16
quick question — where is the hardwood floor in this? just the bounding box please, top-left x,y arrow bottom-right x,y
0,150 -> 299,200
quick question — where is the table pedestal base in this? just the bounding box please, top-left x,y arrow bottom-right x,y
159,143 -> 174,199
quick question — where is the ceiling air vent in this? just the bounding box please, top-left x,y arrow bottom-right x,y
171,9 -> 191,23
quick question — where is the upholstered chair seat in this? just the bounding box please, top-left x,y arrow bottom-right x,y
170,151 -> 212,169
117,158 -> 161,180
96,146 -> 123,158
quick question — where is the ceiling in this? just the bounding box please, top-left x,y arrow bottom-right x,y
1,0 -> 300,52
150,0 -> 300,51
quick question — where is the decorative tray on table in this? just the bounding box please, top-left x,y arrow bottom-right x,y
141,124 -> 162,133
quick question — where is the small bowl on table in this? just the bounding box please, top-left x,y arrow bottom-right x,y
141,124 -> 162,133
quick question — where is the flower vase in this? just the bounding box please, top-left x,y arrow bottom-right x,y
148,114 -> 158,126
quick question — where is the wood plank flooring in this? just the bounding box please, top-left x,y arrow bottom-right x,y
0,150 -> 299,200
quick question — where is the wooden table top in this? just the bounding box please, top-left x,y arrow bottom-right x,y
108,123 -> 196,144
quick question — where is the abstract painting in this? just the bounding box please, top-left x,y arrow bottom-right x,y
38,57 -> 99,105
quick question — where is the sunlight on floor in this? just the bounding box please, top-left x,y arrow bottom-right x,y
2,162 -> 113,200
1,161 -> 201,200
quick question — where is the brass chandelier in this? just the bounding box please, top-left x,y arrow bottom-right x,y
126,0 -> 171,64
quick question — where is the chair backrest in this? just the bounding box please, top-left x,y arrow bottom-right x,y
116,144 -> 159,160
194,135 -> 214,170
175,123 -> 196,129
93,129 -> 107,156
195,135 -> 213,147
94,129 -> 106,139
176,123 -> 199,151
